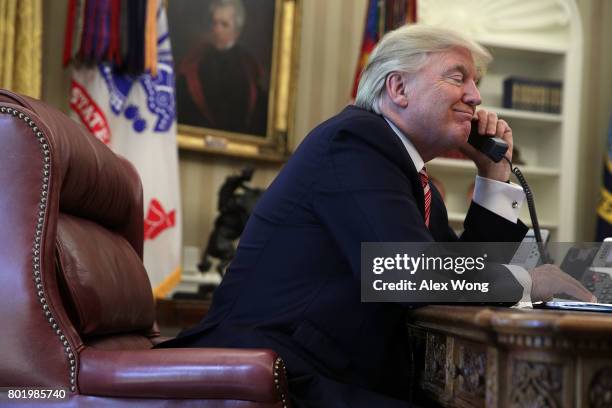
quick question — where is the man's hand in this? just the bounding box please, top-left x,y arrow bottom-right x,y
459,109 -> 512,182
530,264 -> 597,302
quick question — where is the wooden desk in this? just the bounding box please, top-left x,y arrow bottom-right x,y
156,298 -> 212,336
407,306 -> 612,408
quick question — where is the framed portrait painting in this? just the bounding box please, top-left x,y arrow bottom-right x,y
168,0 -> 300,159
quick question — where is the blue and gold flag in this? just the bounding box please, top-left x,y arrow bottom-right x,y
596,117 -> 612,240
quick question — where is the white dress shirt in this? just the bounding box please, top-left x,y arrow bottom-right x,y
384,117 -> 532,304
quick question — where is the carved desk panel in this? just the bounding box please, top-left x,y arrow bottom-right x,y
407,306 -> 612,408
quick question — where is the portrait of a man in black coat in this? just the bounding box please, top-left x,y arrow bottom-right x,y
172,0 -> 273,136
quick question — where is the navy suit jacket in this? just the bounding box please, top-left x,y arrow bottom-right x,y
159,106 -> 528,403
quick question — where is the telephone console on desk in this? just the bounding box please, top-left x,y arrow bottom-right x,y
510,228 -> 550,271
558,242 -> 612,305
511,234 -> 612,307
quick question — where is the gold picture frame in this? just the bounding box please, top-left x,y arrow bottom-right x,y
168,0 -> 301,160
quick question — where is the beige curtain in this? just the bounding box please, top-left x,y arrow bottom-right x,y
0,0 -> 42,98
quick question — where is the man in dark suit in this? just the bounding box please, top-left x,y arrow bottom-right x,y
160,25 -> 593,407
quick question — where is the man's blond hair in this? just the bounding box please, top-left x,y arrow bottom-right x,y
355,24 -> 492,113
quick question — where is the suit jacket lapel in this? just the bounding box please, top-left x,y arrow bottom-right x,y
377,115 -> 426,218
343,106 -> 426,218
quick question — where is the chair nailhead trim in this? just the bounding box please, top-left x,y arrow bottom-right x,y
0,105 -> 77,393
273,357 -> 289,408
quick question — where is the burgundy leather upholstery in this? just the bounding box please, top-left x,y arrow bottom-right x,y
57,213 -> 155,335
0,89 -> 290,407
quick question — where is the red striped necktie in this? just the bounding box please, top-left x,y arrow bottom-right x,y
419,168 -> 431,228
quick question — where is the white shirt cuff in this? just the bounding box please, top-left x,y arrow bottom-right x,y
505,264 -> 532,307
473,175 -> 525,223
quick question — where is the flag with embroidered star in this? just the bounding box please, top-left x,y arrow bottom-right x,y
68,0 -> 181,297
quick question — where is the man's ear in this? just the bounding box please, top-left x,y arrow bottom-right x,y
385,72 -> 409,108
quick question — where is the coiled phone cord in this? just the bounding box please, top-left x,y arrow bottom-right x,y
504,156 -> 551,264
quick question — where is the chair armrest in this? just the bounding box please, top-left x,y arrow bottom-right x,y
78,347 -> 288,402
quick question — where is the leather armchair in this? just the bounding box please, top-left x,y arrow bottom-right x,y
0,89 -> 290,407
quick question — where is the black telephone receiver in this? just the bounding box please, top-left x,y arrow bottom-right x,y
467,119 -> 548,256
467,119 -> 508,163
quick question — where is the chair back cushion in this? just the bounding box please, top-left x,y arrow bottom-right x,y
57,214 -> 155,336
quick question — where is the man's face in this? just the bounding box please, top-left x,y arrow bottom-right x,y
211,6 -> 239,49
401,47 -> 482,153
